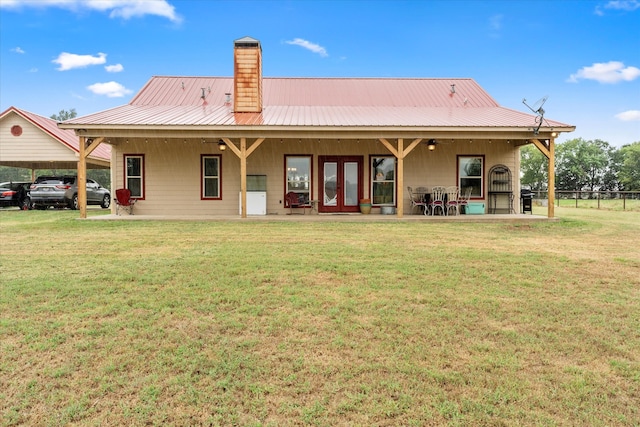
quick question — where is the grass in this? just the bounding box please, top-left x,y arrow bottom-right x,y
1,208 -> 639,426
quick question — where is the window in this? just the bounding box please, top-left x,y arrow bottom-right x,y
371,156 -> 395,206
202,155 -> 222,199
458,155 -> 484,198
285,155 -> 311,204
124,154 -> 144,198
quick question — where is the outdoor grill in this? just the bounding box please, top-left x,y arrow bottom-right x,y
521,188 -> 533,214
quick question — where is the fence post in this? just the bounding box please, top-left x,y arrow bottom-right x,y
598,192 -> 600,209
623,192 -> 626,211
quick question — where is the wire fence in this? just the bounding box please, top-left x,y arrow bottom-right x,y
529,190 -> 640,211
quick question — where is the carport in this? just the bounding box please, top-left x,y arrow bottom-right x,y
0,106 -> 110,179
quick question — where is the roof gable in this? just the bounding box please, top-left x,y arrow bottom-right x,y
0,106 -> 111,162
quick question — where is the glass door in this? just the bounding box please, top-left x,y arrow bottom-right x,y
319,156 -> 362,213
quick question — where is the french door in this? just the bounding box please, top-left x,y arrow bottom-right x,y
319,156 -> 363,213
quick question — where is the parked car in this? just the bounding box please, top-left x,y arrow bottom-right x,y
0,181 -> 32,209
28,176 -> 111,210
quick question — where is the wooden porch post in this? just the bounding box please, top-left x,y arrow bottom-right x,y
548,137 -> 555,218
222,137 -> 265,218
77,137 -> 105,219
378,138 -> 422,218
240,138 -> 247,218
397,139 -> 404,218
78,136 -> 87,219
530,138 -> 555,219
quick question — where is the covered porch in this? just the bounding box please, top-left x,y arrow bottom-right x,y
70,129 -> 561,220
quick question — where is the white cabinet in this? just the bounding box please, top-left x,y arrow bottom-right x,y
240,192 -> 266,215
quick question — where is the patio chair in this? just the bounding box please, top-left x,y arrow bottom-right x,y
430,186 -> 446,216
285,191 -> 306,214
407,186 -> 427,215
115,188 -> 136,215
445,186 -> 460,216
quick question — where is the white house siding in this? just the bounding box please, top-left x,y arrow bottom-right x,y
0,113 -> 78,163
110,138 -> 520,216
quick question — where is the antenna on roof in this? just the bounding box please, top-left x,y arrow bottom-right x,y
522,95 -> 549,135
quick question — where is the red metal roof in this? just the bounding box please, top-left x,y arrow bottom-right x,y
1,106 -> 111,161
63,77 -> 573,130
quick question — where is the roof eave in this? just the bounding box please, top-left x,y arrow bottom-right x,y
59,123 -> 575,141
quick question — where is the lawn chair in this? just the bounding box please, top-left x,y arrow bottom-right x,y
408,186 -> 427,215
445,186 -> 460,216
115,188 -> 136,215
285,191 -> 306,214
429,186 -> 446,216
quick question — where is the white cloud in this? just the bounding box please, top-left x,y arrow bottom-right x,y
0,0 -> 182,23
595,0 -> 640,15
28,67 -> 38,73
567,61 -> 640,83
285,38 -> 328,57
615,110 -> 640,121
105,63 -> 124,73
53,52 -> 107,71
604,0 -> 640,11
11,46 -> 25,54
87,81 -> 132,97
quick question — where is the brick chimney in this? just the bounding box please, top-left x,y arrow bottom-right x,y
233,36 -> 262,113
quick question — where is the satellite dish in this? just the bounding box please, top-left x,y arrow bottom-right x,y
522,95 -> 549,135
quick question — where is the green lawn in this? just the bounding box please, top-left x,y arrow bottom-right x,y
1,208 -> 639,426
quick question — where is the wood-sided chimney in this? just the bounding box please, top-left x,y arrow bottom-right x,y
233,37 -> 262,113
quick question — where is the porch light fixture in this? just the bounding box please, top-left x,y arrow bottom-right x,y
551,131 -> 557,138
427,139 -> 437,151
218,139 -> 227,151
450,84 -> 456,94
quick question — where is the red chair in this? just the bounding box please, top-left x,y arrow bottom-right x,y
285,191 -> 306,214
115,188 -> 136,215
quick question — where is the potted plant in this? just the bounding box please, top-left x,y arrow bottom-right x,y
359,198 -> 371,214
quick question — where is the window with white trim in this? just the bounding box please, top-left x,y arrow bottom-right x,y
458,155 -> 484,198
285,155 -> 311,204
371,156 -> 396,205
202,155 -> 221,199
125,155 -> 144,198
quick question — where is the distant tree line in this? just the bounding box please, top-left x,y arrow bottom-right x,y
521,139 -> 640,192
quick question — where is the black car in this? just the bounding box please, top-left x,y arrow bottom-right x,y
28,176 -> 111,210
0,181 -> 32,209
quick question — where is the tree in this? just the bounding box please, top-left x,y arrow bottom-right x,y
520,145 -> 548,190
555,138 -> 610,191
602,145 -> 624,191
618,142 -> 640,191
50,109 -> 77,122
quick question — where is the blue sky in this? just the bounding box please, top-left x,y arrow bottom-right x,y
1,0 -> 639,147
